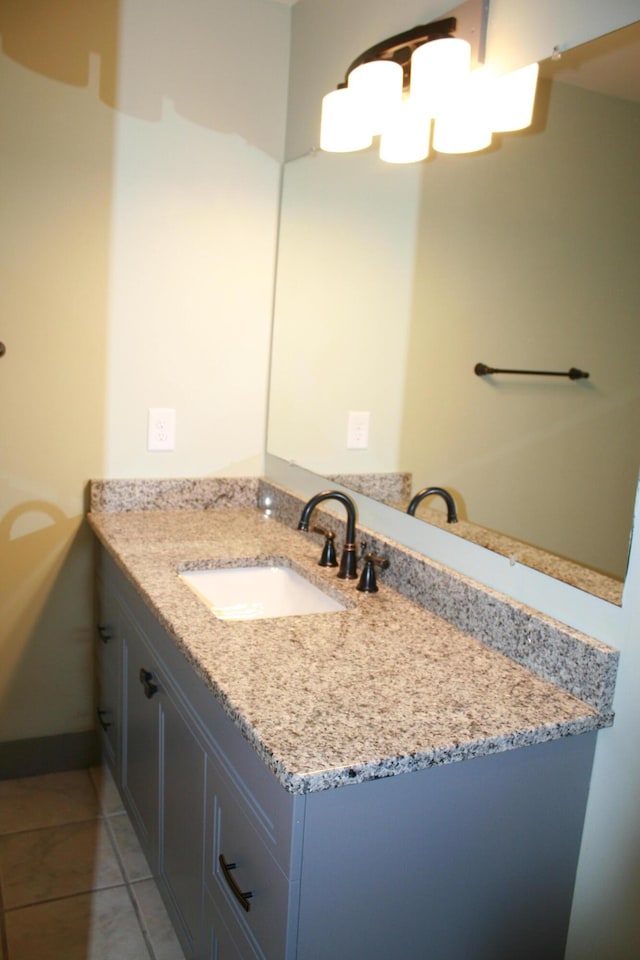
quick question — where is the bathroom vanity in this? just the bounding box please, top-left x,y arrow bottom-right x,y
90,479 -> 617,960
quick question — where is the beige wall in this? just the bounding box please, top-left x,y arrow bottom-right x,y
0,10 -> 114,742
0,0 -> 289,744
105,0 -> 289,478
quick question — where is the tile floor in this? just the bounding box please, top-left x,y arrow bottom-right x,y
0,766 -> 186,960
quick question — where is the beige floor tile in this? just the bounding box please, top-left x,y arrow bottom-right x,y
107,813 -> 152,882
0,820 -> 123,909
0,770 -> 100,835
130,879 -> 187,960
5,886 -> 152,960
89,765 -> 125,817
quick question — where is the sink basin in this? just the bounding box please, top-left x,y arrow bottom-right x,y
179,565 -> 346,620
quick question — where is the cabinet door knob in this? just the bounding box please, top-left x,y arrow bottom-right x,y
97,624 -> 113,643
139,668 -> 158,699
96,708 -> 112,732
219,854 -> 253,912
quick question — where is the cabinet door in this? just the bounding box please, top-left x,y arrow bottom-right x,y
159,691 -> 206,959
109,576 -> 207,959
95,580 -> 122,775
205,893 -> 261,960
121,618 -> 160,869
95,641 -> 119,769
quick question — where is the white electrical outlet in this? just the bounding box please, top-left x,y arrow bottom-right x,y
347,411 -> 370,449
148,408 -> 176,451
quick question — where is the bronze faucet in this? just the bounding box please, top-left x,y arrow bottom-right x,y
298,490 -> 358,579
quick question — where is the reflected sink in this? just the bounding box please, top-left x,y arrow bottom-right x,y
179,565 -> 346,620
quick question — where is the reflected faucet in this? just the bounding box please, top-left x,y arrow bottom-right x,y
407,486 -> 458,523
297,490 -> 358,579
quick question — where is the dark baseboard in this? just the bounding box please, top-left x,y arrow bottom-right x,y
0,730 -> 100,780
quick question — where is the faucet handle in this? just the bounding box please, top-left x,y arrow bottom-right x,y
356,553 -> 390,593
312,525 -> 338,568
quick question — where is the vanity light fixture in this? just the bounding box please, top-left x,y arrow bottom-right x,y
319,0 -> 539,163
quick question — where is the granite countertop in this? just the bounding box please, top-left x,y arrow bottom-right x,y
89,498 -> 613,795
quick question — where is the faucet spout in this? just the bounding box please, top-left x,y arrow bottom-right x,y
407,486 -> 458,523
298,490 -> 358,579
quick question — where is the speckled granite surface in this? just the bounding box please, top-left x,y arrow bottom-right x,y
89,478 -> 618,796
327,472 -> 412,503
90,477 -> 259,512
384,498 -> 624,604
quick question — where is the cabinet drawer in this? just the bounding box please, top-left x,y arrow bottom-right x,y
205,891 -> 262,960
206,758 -> 298,960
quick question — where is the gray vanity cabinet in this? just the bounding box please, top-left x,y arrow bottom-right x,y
95,546 -> 597,960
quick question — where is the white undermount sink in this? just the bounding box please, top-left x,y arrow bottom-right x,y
179,564 -> 346,620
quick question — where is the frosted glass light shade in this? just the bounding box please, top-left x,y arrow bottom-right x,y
380,102 -> 430,163
410,37 -> 471,118
348,60 -> 404,135
487,62 -> 539,132
320,88 -> 373,152
432,68 -> 492,154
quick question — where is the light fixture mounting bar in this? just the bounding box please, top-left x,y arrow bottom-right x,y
338,0 -> 490,89
450,0 -> 490,66
343,17 -> 457,87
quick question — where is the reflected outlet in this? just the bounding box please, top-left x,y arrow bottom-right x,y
347,411 -> 369,449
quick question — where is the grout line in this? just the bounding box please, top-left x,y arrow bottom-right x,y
101,813 -> 126,871
101,802 -> 156,960
2,882 -> 130,914
0,814 -> 102,840
122,880 -> 157,960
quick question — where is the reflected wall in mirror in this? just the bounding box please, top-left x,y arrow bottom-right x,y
268,23 -> 640,603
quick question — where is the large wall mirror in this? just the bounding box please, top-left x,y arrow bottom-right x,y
268,22 -> 640,605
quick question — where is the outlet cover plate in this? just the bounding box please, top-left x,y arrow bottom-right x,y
148,408 -> 176,451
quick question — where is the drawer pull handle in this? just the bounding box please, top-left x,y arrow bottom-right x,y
97,624 -> 112,643
96,708 -> 112,732
219,854 -> 253,912
139,668 -> 158,699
